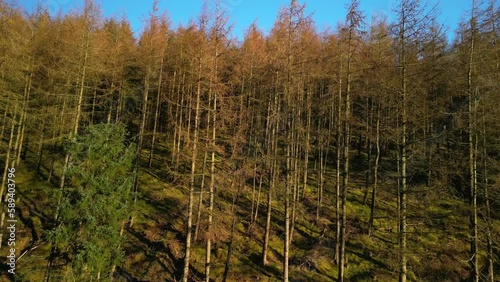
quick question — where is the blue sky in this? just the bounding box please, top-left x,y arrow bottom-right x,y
17,0 -> 480,43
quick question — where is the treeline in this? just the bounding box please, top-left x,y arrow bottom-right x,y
0,0 -> 499,281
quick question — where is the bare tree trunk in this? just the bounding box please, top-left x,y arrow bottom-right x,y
194,147 -> 207,241
251,163 -> 257,225
467,5 -> 478,280
106,81 -> 115,124
363,99 -> 372,205
399,48 -> 408,282
175,72 -> 186,171
194,92 -> 211,241
262,72 -> 279,266
480,116 -> 494,282
485,4 -> 496,279
368,104 -> 380,236
148,55 -> 164,168
302,89 -> 311,200
15,61 -> 33,165
205,92 -> 216,282
185,81 -> 193,158
262,120 -> 275,266
130,65 -> 150,228
398,4 -> 408,280
290,133 -> 300,244
316,120 -> 322,223
317,144 -> 325,224
334,54 -> 343,265
338,52 -> 351,282
339,4 -> 361,275
182,56 -> 203,282
171,71 -> 179,164
284,138 -> 291,282
467,7 -> 479,282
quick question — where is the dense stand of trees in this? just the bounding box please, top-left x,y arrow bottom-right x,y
0,0 -> 498,281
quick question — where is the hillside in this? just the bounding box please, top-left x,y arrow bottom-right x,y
3,144 -> 498,281
0,0 -> 499,281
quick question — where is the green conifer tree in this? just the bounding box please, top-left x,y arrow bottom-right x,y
49,123 -> 135,281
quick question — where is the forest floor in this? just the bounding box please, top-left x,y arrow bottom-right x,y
1,145 -> 499,282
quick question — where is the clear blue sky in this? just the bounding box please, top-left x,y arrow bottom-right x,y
17,0 -> 483,43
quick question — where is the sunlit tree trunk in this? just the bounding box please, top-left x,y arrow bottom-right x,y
15,56 -> 33,165
368,104 -> 380,236
182,44 -> 204,282
130,65 -> 150,228
205,92 -> 216,281
338,2 -> 361,280
467,4 -> 478,280
302,88 -> 311,200
262,71 -> 279,266
148,54 -> 164,168
334,50 -> 343,265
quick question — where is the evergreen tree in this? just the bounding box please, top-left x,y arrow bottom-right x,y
49,123 -> 135,281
